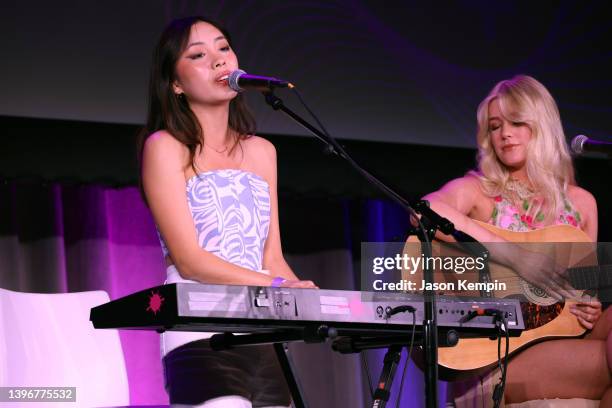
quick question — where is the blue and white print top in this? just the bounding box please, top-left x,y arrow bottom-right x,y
158,169 -> 271,355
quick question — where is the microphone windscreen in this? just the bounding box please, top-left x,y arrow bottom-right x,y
570,134 -> 588,155
228,69 -> 246,92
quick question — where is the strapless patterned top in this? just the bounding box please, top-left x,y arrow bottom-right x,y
488,194 -> 581,232
157,169 -> 271,355
158,169 -> 271,273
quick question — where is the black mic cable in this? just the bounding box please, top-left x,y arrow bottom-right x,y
492,313 -> 510,408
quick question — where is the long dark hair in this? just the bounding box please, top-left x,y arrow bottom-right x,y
137,16 -> 256,198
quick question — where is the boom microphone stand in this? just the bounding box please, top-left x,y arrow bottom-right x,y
261,90 -> 486,408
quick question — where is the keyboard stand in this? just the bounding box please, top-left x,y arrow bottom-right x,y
209,329 -> 327,408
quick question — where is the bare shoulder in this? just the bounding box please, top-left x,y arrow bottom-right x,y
242,135 -> 277,183
566,184 -> 598,240
143,130 -> 190,169
144,130 -> 187,155
142,130 -> 191,186
243,135 -> 276,158
567,184 -> 597,216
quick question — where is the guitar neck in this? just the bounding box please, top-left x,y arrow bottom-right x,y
568,264 -> 612,291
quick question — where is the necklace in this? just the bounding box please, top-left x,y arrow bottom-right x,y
506,179 -> 535,200
204,141 -> 228,154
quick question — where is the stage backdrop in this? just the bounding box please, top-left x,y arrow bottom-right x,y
1,0 -> 611,147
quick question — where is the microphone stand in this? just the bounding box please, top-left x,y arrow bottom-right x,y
262,90 -> 488,408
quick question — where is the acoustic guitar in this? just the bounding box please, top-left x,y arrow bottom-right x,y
403,220 -> 607,379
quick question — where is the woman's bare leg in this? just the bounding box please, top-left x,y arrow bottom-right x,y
601,387 -> 612,406
504,338 -> 609,403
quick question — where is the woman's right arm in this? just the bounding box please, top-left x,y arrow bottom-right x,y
422,176 -> 574,299
142,131 -> 275,286
423,176 -> 505,244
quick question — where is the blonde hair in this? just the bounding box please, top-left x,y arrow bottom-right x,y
472,75 -> 575,221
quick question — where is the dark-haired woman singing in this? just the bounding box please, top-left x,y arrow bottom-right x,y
138,16 -> 316,408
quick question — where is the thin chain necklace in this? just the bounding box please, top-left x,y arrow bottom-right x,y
204,141 -> 229,154
199,138 -> 244,169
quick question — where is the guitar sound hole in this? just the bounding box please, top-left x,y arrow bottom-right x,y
530,285 -> 549,298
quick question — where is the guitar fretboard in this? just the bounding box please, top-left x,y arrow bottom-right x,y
568,264 -> 612,290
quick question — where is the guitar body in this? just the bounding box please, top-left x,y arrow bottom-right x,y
404,221 -> 595,379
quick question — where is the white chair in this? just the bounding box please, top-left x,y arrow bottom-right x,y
0,288 -> 130,407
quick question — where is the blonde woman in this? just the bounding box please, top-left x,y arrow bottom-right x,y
422,75 -> 611,405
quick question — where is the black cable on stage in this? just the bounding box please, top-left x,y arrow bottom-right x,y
290,88 -> 332,147
493,314 -> 510,408
361,351 -> 375,401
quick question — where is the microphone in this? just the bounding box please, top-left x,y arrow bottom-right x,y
571,135 -> 612,155
228,69 -> 292,92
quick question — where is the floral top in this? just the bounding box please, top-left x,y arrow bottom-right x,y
489,195 -> 581,231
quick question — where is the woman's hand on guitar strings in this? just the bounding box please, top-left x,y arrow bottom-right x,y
509,247 -> 575,301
